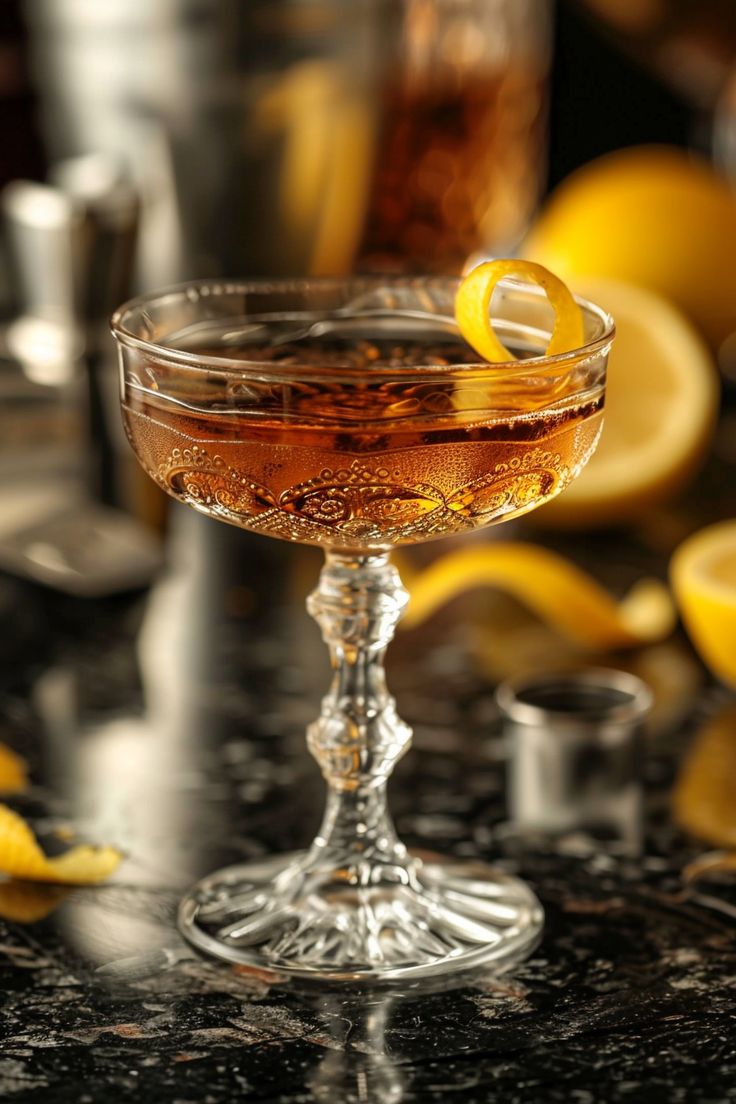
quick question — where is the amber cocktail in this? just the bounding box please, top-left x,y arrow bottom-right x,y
112,277 -> 612,980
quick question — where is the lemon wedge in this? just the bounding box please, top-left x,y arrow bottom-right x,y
0,804 -> 122,885
538,278 -> 719,526
402,543 -> 675,649
670,519 -> 736,685
454,259 -> 584,362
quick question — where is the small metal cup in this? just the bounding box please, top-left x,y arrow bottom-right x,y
497,668 -> 652,849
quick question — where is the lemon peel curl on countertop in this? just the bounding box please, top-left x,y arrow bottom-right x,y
0,803 -> 123,885
402,543 -> 676,650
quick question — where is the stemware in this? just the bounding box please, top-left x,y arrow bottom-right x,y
111,276 -> 613,980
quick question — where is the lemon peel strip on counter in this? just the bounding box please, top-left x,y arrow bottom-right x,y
0,803 -> 123,885
0,743 -> 28,793
454,259 -> 585,363
682,852 -> 736,885
402,544 -> 676,650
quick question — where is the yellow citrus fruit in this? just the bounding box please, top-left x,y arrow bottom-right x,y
0,803 -> 122,884
670,519 -> 736,685
454,258 -> 584,362
0,880 -> 69,923
402,542 -> 675,650
0,743 -> 27,793
537,277 -> 719,526
673,703 -> 736,850
523,145 -> 736,349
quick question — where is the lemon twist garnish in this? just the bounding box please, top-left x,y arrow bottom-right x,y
0,803 -> 123,885
454,259 -> 585,363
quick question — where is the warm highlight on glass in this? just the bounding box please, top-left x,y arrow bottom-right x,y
112,277 -> 613,981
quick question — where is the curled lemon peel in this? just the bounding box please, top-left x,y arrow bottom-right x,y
0,803 -> 123,885
454,259 -> 585,363
402,544 -> 676,650
0,744 -> 28,793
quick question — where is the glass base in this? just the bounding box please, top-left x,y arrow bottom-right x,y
178,851 -> 544,982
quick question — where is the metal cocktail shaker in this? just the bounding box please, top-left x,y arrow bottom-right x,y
23,0 -> 551,283
0,159 -> 162,595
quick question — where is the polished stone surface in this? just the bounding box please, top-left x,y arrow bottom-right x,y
1,502 -> 735,1103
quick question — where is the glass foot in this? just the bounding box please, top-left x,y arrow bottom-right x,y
178,852 -> 543,981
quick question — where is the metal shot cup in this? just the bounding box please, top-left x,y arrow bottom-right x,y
496,668 -> 653,846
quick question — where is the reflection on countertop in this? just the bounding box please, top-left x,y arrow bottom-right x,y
0,500 -> 735,1103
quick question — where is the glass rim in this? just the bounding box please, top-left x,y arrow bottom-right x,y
110,275 -> 615,379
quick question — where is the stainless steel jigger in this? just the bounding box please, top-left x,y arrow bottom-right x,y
497,668 -> 652,850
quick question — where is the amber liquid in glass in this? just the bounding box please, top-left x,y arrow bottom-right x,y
123,323 -> 602,550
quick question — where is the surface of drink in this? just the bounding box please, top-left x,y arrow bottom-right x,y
357,68 -> 548,273
122,319 -> 603,551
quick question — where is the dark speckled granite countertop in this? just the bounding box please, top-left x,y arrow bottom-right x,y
1,499 -> 736,1104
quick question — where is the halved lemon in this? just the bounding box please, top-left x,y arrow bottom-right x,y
674,703 -> 736,850
538,278 -> 719,526
670,519 -> 736,685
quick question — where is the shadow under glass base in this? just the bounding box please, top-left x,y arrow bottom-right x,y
178,851 -> 544,982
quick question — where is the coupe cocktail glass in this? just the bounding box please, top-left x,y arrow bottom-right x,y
112,277 -> 613,981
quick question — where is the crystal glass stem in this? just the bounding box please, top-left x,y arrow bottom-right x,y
179,542 -> 544,977
305,550 -> 417,888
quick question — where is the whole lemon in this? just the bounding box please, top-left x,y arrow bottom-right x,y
524,145 -> 736,349
536,277 -> 719,527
